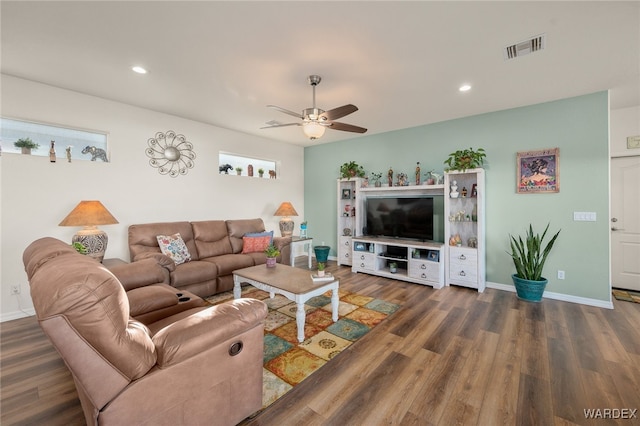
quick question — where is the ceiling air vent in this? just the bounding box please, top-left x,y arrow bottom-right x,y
504,34 -> 546,60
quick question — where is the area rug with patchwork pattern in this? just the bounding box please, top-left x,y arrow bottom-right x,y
206,285 -> 400,408
612,288 -> 640,304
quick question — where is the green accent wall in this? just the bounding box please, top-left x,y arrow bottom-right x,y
304,92 -> 610,301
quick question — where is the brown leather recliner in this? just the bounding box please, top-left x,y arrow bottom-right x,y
23,237 -> 267,426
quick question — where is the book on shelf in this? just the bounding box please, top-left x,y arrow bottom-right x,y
311,273 -> 334,282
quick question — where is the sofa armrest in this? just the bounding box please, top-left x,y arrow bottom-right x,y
127,284 -> 182,317
273,236 -> 292,266
152,298 -> 267,368
132,252 -> 176,272
107,258 -> 170,291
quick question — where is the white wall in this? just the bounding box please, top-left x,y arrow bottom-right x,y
1,75 -> 304,321
611,105 -> 640,157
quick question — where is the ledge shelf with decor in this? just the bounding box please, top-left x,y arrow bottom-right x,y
337,178 -> 364,266
444,168 -> 486,292
351,237 -> 444,288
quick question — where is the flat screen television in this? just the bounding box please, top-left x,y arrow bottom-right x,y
364,196 -> 445,242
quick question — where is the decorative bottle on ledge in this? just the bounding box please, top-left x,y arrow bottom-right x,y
49,140 -> 56,163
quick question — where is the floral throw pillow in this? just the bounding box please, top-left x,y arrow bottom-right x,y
157,233 -> 191,265
242,234 -> 273,254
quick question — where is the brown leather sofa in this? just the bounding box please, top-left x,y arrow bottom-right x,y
24,237 -> 268,426
128,218 -> 291,297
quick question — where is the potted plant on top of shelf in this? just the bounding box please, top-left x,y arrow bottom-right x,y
444,147 -> 486,172
14,138 -> 40,155
340,161 -> 365,179
507,223 -> 561,302
369,172 -> 383,187
264,244 -> 280,268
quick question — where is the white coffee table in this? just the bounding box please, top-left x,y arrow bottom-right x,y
233,264 -> 339,342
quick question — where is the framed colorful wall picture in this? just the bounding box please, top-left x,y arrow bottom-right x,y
517,148 -> 559,193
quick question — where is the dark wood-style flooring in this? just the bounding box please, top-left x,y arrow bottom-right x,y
2,261 -> 640,425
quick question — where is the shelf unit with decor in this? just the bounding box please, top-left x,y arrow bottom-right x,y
351,237 -> 444,288
444,168 -> 485,292
337,178 -> 364,266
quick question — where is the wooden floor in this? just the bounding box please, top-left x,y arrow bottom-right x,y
2,261 -> 640,426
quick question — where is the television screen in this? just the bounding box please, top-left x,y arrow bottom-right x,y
365,196 -> 444,242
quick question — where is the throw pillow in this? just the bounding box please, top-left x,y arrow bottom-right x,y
157,233 -> 191,265
242,235 -> 273,254
245,230 -> 273,242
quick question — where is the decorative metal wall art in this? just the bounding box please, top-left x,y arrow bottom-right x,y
146,131 -> 196,177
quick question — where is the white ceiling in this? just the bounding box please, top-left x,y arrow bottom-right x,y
2,1 -> 639,146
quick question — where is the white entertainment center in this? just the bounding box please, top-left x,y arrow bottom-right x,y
337,169 -> 485,292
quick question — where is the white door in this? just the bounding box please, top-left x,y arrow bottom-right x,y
611,156 -> 640,291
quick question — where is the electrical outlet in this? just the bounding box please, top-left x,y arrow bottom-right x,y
557,270 -> 565,280
11,285 -> 21,295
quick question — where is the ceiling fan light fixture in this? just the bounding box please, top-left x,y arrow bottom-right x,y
303,121 -> 326,140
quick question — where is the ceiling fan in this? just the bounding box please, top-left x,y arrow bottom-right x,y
262,75 -> 367,140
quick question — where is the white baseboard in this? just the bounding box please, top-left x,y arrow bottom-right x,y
487,281 -> 613,309
1,308 -> 35,322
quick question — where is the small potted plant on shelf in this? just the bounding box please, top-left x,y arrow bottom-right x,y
444,147 -> 486,172
264,244 -> 280,268
258,168 -> 265,178
317,262 -> 326,277
507,223 -> 561,302
14,138 -> 40,155
235,166 -> 243,175
340,161 -> 365,179
370,172 -> 383,187
389,262 -> 398,273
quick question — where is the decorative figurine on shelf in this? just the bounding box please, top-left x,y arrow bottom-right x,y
344,204 -> 351,216
450,180 -> 459,198
248,164 -> 254,177
449,234 -> 462,246
424,170 -> 435,185
362,176 -> 369,188
471,183 -> 478,197
461,186 -> 468,197
49,141 -> 56,163
388,166 -> 393,187
468,237 -> 478,248
65,146 -> 72,163
397,173 -> 408,186
415,162 -> 421,185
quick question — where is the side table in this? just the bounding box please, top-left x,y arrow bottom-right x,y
290,236 -> 313,269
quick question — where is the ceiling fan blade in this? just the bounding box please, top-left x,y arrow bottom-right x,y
328,121 -> 367,134
267,105 -> 303,119
260,122 -> 302,129
320,104 -> 358,121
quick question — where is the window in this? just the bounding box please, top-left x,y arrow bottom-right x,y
1,117 -> 109,161
219,152 -> 276,178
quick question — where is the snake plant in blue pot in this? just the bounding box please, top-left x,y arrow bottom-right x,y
508,223 -> 561,302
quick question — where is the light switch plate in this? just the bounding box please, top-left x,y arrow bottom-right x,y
573,212 -> 597,221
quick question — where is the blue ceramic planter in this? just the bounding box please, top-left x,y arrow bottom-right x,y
512,274 -> 547,302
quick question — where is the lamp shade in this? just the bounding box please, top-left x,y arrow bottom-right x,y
302,122 -> 326,140
273,202 -> 298,217
59,201 -> 118,262
59,200 -> 119,226
274,202 -> 298,237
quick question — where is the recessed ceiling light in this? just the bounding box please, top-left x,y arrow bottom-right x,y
459,84 -> 471,92
132,66 -> 147,74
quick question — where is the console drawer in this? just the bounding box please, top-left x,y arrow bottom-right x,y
408,260 -> 439,282
449,247 -> 478,285
353,252 -> 376,271
338,236 -> 352,266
